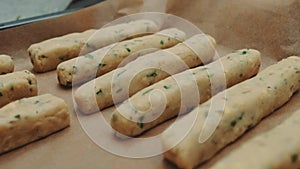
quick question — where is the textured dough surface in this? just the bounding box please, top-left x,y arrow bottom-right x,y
0,55 -> 14,74
28,29 -> 96,72
0,94 -> 70,154
29,19 -> 158,72
210,109 -> 300,169
57,28 -> 185,87
0,70 -> 37,107
75,34 -> 216,114
111,49 -> 261,136
162,56 -> 300,169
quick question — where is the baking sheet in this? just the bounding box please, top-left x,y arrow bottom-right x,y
0,0 -> 299,168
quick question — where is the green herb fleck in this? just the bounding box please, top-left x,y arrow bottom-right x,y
59,56 -> 65,61
84,54 -> 94,59
146,71 -> 158,77
211,140 -> 217,145
163,85 -> 172,89
41,55 -> 47,58
72,66 -> 78,74
142,88 -> 154,95
292,154 -> 298,163
242,50 -> 247,55
239,73 -> 243,78
207,73 -> 214,78
137,116 -> 145,128
230,120 -> 237,127
98,63 -> 107,68
117,69 -> 127,77
34,100 -> 40,104
160,40 -> 164,45
96,89 -> 103,96
86,43 -> 97,50
111,114 -> 118,122
59,67 -> 65,71
126,48 -> 131,52
28,79 -> 32,85
0,92 -> 2,96
66,81 -> 72,87
14,114 -> 21,119
204,111 -> 209,118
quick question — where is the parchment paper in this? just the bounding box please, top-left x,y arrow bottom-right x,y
0,0 -> 299,168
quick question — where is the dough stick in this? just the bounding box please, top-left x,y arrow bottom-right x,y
162,56 -> 300,169
0,55 -> 14,74
29,19 -> 159,72
0,94 -> 70,154
210,109 -> 300,169
75,34 -> 216,114
0,70 -> 37,107
111,49 -> 261,136
57,28 -> 186,87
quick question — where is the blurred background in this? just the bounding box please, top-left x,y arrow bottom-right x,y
0,0 -> 104,29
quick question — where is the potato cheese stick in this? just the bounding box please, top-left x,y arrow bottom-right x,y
29,29 -> 96,73
75,34 -> 216,114
0,55 -> 14,74
57,28 -> 185,87
0,94 -> 70,154
0,70 -> 37,108
162,56 -> 300,169
210,110 -> 300,169
111,49 -> 261,136
29,19 -> 159,72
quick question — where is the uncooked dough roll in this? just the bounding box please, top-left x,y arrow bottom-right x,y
0,94 -> 70,154
162,56 -> 300,169
29,29 -> 96,72
210,109 -> 300,169
75,34 -> 216,114
0,70 -> 37,107
57,28 -> 186,87
29,19 -> 159,72
111,49 -> 261,136
0,55 -> 14,74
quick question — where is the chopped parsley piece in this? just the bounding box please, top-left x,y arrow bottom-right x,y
111,114 -> 118,122
86,43 -> 97,50
230,120 -> 237,127
117,69 -> 127,77
84,54 -> 94,59
58,56 -> 65,61
146,71 -> 158,77
96,89 -> 103,96
242,50 -> 247,55
0,92 -> 2,96
28,79 -> 32,85
66,82 -> 72,87
59,67 -> 65,71
126,48 -> 131,52
72,66 -> 78,74
142,88 -> 154,95
207,73 -> 214,78
14,114 -> 21,119
98,63 -> 107,68
137,116 -> 145,128
34,100 -> 40,104
160,40 -> 164,45
292,154 -> 298,163
163,85 -> 172,89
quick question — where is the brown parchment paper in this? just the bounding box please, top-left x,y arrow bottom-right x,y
0,0 -> 299,169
